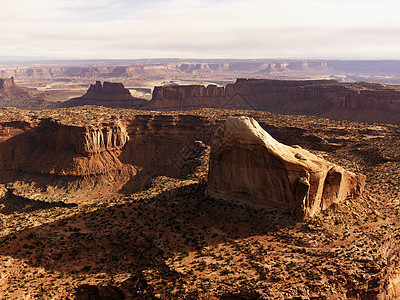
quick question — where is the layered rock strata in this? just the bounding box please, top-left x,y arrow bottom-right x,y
0,118 -> 131,177
207,116 -> 366,218
83,81 -> 134,101
146,79 -> 400,124
0,111 -> 214,193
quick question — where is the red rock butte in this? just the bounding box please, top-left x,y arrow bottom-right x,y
82,81 -> 134,101
0,77 -> 15,90
63,81 -> 147,109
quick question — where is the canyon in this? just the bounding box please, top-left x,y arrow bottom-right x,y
0,107 -> 215,198
4,60 -> 400,83
1,59 -> 400,299
15,76 -> 397,125
2,59 -> 400,125
0,106 -> 399,298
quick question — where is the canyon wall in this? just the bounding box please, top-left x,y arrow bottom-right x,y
0,111 -> 215,193
0,118 -> 130,177
145,79 -> 400,124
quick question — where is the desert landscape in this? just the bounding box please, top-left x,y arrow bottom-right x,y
0,82 -> 399,298
1,0 -> 400,299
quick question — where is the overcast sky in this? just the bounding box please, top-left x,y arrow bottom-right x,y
1,0 -> 400,60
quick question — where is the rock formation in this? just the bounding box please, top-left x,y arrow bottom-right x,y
63,81 -> 147,109
5,60 -> 400,80
149,85 -> 226,110
145,79 -> 400,125
82,81 -> 134,101
0,77 -> 49,109
0,77 -> 15,90
0,118 -> 132,177
207,116 -> 366,218
0,109 -> 215,194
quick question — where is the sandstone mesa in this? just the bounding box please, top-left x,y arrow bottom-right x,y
146,79 -> 400,124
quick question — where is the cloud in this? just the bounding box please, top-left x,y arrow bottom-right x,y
1,0 -> 400,59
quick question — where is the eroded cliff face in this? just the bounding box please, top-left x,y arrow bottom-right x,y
146,79 -> 400,124
38,118 -> 129,155
120,114 -> 214,178
207,117 -> 366,218
0,118 -> 131,177
0,111 -> 215,196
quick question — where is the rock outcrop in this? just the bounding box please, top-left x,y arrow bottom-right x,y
145,79 -> 400,125
82,81 -> 134,101
0,77 -> 15,90
0,109 -> 215,195
0,118 -> 132,178
63,81 -> 147,109
149,85 -> 226,110
207,117 -> 366,218
0,77 -> 48,109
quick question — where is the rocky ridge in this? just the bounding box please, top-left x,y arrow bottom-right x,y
146,79 -> 400,124
4,60 -> 400,80
0,107 -> 215,197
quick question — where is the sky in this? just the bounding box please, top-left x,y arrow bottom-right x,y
1,0 -> 400,60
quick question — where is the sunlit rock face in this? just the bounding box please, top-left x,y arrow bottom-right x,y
207,116 -> 366,218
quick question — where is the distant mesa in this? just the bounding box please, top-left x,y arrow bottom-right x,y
0,77 -> 48,110
0,77 -> 15,90
62,81 -> 147,109
82,81 -> 135,101
145,78 -> 400,125
207,117 -> 366,218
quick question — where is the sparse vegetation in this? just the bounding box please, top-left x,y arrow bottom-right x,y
0,107 -> 398,298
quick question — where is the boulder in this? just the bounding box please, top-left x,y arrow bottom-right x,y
206,116 -> 366,218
